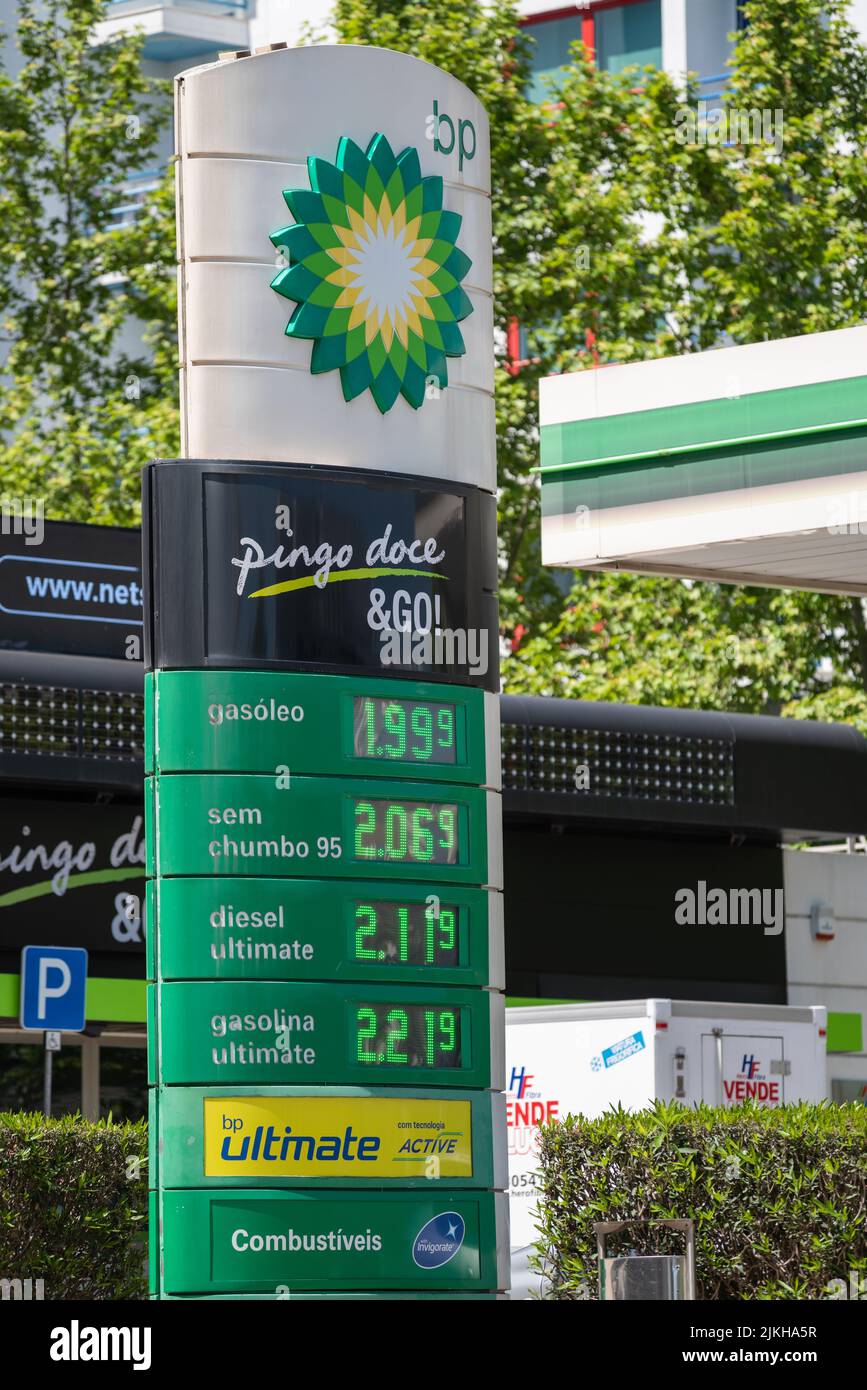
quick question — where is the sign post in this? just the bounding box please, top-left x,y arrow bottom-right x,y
144,44 -> 506,1298
19,945 -> 88,1116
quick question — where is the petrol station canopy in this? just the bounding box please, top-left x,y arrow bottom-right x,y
539,326 -> 867,595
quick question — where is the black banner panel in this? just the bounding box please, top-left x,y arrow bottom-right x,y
502,826 -> 787,1004
143,461 -> 499,690
0,796 -> 145,978
0,520 -> 142,661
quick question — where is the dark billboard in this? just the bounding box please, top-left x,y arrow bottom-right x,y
144,461 -> 498,689
0,519 -> 142,661
0,796 -> 146,981
503,825 -> 787,1005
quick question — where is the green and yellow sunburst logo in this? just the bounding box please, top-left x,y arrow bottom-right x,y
270,133 -> 473,414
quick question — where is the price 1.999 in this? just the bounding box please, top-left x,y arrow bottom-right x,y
353,697 -> 457,765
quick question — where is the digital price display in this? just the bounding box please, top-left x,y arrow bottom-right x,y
352,696 -> 458,765
353,798 -> 461,866
354,1002 -> 463,1069
151,776 -> 490,884
152,877 -> 493,985
155,980 -> 496,1087
149,671 -> 490,784
353,899 -> 460,968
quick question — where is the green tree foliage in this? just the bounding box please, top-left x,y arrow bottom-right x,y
0,0 -> 177,523
3,0 -> 866,728
335,0 -> 867,727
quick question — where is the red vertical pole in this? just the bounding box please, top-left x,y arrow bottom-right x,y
506,315 -> 521,375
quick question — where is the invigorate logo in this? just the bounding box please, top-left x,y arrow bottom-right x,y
270,133 -> 473,413
412,1212 -> 466,1269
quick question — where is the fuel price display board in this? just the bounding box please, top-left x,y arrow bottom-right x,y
144,46 -> 505,1296
153,981 -> 500,1088
147,774 -> 499,885
145,473 -> 507,1296
147,878 -> 503,987
146,671 -> 499,786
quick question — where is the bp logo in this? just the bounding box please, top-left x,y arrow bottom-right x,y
270,133 -> 473,415
412,1211 -> 466,1269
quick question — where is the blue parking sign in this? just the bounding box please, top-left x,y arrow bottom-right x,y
20,946 -> 88,1032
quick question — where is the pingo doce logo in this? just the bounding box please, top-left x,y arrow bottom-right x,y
231,505 -> 446,600
230,507 -> 489,677
270,133 -> 473,414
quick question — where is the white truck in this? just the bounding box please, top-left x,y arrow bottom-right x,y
506,998 -> 828,1293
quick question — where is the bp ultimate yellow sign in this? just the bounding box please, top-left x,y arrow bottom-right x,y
203,1095 -> 473,1179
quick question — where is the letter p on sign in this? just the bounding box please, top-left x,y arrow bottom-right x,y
19,946 -> 88,1033
39,956 -> 70,1016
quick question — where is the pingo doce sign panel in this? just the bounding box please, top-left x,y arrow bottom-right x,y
143,462 -> 498,689
147,44 -> 506,1299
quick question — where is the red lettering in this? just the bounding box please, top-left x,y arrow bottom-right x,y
723,1078 -> 782,1106
506,1099 -> 560,1127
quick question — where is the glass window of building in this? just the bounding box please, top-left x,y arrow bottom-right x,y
595,0 -> 663,75
524,2 -> 662,104
524,14 -> 583,103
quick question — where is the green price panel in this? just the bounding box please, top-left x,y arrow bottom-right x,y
146,877 -> 504,988
151,1085 -> 507,1190
157,1189 -> 509,1294
151,981 -> 502,1089
146,774 -> 500,887
158,1284 -> 497,1295
145,670 -> 497,786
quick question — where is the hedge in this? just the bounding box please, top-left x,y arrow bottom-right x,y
534,1101 -> 867,1300
0,1111 -> 148,1300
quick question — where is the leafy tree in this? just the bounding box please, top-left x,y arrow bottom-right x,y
334,0 -> 867,727
3,0 -> 866,730
0,0 -> 177,524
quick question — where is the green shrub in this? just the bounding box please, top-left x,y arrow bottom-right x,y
534,1101 -> 867,1300
0,1111 -> 148,1300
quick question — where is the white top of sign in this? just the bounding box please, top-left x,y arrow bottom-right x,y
175,44 -> 495,486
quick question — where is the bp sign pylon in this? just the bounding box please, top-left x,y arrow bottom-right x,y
144,44 -> 507,1298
